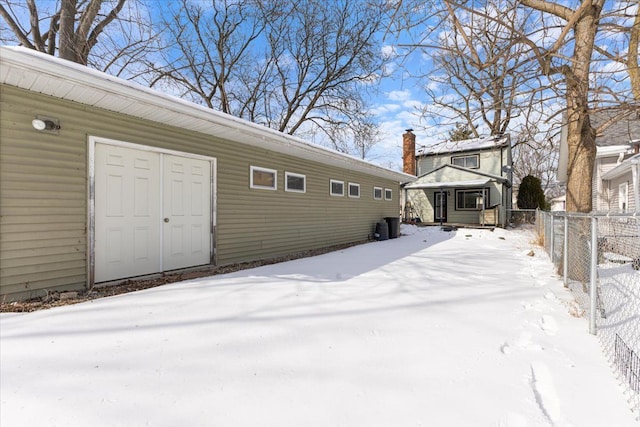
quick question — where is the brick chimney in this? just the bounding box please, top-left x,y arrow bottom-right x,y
403,129 -> 416,175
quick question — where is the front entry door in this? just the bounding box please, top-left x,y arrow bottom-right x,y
95,143 -> 212,283
434,191 -> 447,222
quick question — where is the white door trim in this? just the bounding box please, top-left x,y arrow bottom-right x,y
87,136 -> 217,287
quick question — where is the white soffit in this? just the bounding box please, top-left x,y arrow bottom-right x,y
0,46 -> 413,183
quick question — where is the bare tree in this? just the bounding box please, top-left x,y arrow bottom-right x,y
398,0 -> 637,212
149,0 -> 266,114
419,1 -> 536,139
150,0 -> 393,158
511,125 -> 561,197
515,0 -> 604,213
324,114 -> 382,159
0,0 -> 157,73
398,0 -> 562,192
591,0 -> 640,104
448,123 -> 474,141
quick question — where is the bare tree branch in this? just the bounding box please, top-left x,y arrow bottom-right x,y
0,4 -> 35,49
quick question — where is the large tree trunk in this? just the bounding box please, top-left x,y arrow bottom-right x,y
58,0 -> 78,63
565,109 -> 596,213
562,0 -> 603,213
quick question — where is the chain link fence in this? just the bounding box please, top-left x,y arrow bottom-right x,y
536,211 -> 640,416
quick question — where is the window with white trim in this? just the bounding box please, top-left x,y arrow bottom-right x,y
330,179 -> 344,196
455,188 -> 489,210
451,154 -> 479,169
619,182 -> 629,212
348,182 -> 360,198
384,188 -> 392,200
285,172 -> 306,193
250,166 -> 277,190
373,186 -> 383,200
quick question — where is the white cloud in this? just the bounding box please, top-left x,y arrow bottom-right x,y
381,44 -> 398,60
387,89 -> 412,102
370,103 -> 402,116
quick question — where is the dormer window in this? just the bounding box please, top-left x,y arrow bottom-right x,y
451,154 -> 479,169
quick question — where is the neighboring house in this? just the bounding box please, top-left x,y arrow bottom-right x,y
600,152 -> 640,214
592,111 -> 640,214
0,46 -> 412,302
401,132 -> 513,227
582,111 -> 639,214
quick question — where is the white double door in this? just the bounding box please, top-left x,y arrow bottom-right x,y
95,143 -> 212,282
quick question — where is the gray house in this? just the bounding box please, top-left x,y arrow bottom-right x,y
402,132 -> 513,227
0,46 -> 412,301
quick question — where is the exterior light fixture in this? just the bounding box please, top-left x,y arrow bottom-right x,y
32,118 -> 60,131
31,117 -> 61,135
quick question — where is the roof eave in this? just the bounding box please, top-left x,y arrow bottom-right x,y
0,46 -> 412,183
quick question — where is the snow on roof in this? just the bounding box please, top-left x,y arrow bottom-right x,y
0,46 -> 413,183
418,134 -> 510,156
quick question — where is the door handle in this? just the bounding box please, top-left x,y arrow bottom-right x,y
164,218 -> 170,223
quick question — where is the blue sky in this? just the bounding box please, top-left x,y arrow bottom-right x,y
363,42 -> 459,171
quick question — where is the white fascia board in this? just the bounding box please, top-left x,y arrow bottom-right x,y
0,46 -> 412,183
596,145 -> 632,158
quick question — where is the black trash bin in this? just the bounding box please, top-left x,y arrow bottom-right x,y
385,216 -> 400,239
375,221 -> 389,241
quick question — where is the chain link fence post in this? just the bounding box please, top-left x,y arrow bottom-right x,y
536,212 -> 639,413
589,216 -> 598,335
550,214 -> 555,261
563,215 -> 568,287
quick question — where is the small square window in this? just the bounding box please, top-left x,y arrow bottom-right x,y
250,166 -> 277,190
330,179 -> 344,196
285,172 -> 306,193
373,186 -> 383,200
348,182 -> 360,198
384,188 -> 392,200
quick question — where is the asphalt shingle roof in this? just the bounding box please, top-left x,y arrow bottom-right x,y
591,110 -> 640,147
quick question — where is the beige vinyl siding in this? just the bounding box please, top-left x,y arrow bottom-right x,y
1,88 -> 87,298
406,182 -> 502,225
1,85 -> 399,300
406,190 -> 435,223
418,148 -> 506,176
216,150 -> 397,264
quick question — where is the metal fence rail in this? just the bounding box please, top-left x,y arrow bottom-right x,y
536,211 -> 640,416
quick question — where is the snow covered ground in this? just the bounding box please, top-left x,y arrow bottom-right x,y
1,225 -> 637,426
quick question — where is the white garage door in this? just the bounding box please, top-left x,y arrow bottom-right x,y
95,143 -> 212,283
